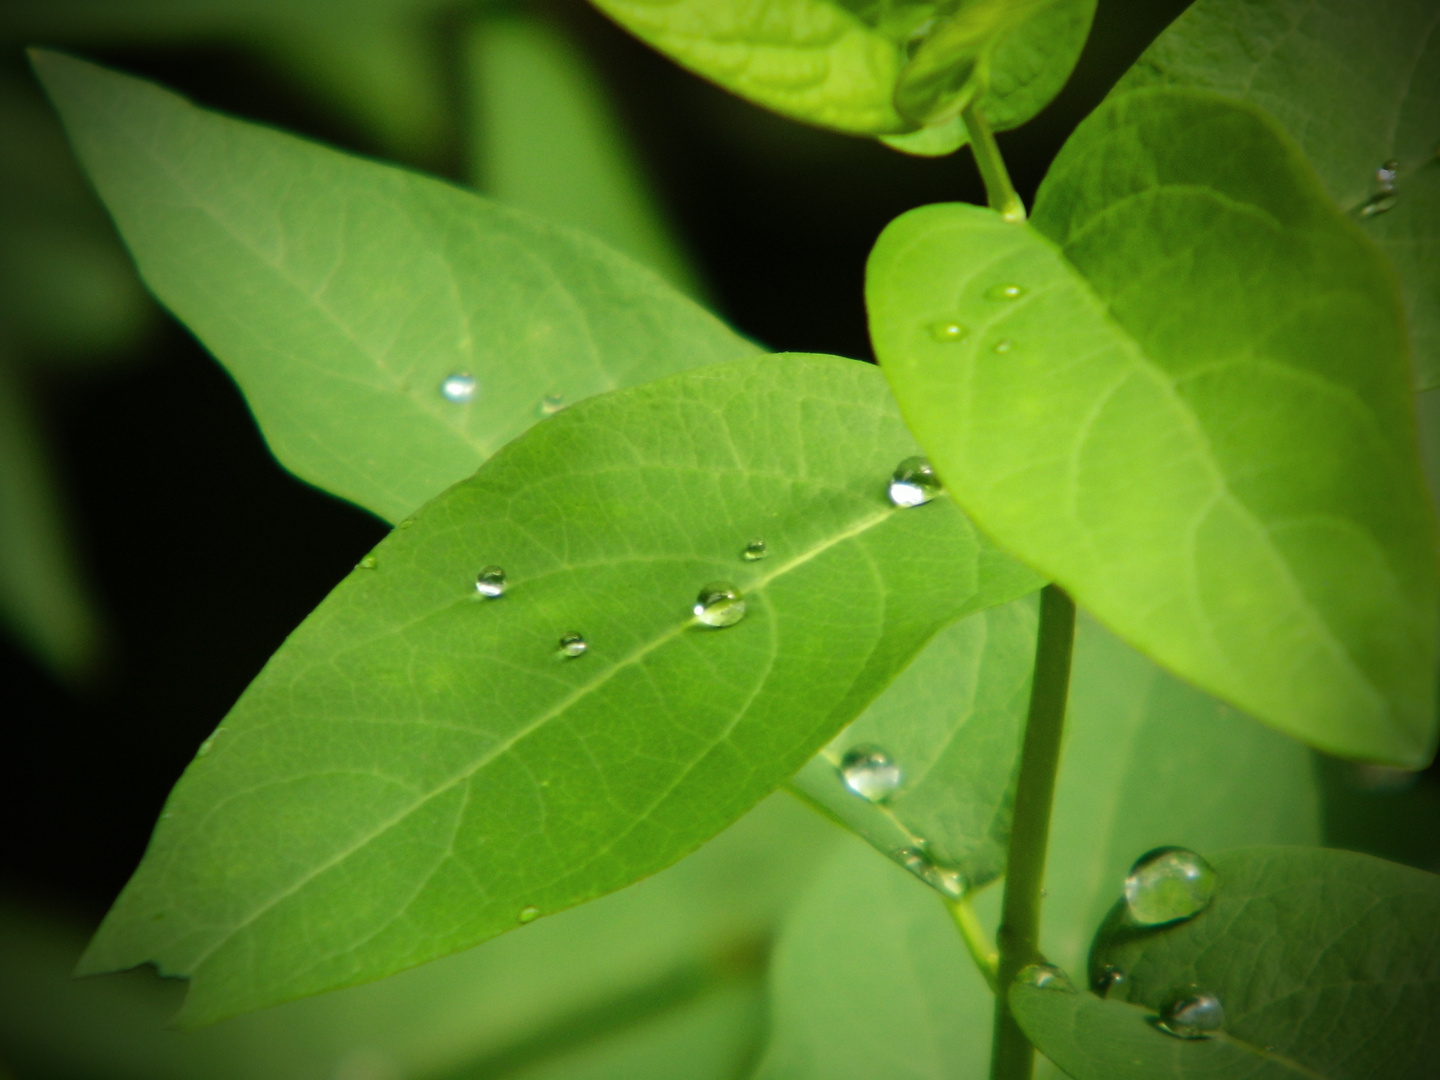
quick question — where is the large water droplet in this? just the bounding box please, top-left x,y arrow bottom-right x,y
440,372 -> 477,403
928,320 -> 970,343
557,632 -> 587,658
888,456 -> 941,507
1358,191 -> 1398,217
1093,965 -> 1128,999
898,847 -> 967,899
741,539 -> 769,562
358,554 -> 377,570
518,905 -> 540,924
538,393 -> 566,416
1124,847 -> 1216,926
1158,987 -> 1225,1039
986,283 -> 1027,301
1017,964 -> 1073,992
694,582 -> 746,628
840,745 -> 903,802
475,565 -> 506,598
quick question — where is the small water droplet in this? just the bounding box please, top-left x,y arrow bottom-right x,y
694,582 -> 746,628
197,738 -> 214,757
439,372 -> 477,403
1358,191 -> 1398,217
1377,160 -> 1400,189
888,456 -> 941,507
993,339 -> 1013,354
986,283 -> 1027,301
840,745 -> 903,802
928,321 -> 970,342
358,554 -> 377,570
398,518 -> 415,530
539,393 -> 566,416
1158,987 -> 1225,1039
898,847 -> 967,899
1093,965 -> 1128,998
475,565 -> 506,598
1017,964 -> 1074,992
741,538 -> 769,561
557,632 -> 587,658
518,905 -> 540,923
1124,847 -> 1217,926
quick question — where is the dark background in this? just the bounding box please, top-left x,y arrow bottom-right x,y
3,0 -> 1431,929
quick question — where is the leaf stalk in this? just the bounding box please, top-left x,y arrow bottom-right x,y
947,895 -> 999,992
961,102 -> 1026,223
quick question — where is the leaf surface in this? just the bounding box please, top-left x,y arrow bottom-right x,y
1115,0 -> 1440,389
1020,847 -> 1440,1080
868,88 -> 1439,765
78,354 -> 1040,1025
789,594 -> 1036,892
32,51 -> 752,525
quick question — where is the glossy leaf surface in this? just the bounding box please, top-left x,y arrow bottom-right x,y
1116,0 -> 1440,389
34,51 -> 751,525
78,354 -> 1040,1026
1020,847 -> 1440,1080
868,89 -> 1439,765
790,594 -> 1036,892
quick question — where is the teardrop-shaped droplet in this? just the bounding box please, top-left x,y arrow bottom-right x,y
475,565 -> 506,598
440,372 -> 477,403
1124,847 -> 1217,926
898,846 -> 967,899
197,737 -> 214,757
888,456 -> 941,507
694,582 -> 746,628
985,283 -> 1027,301
741,539 -> 769,562
1158,987 -> 1225,1039
993,339 -> 1013,354
1093,965 -> 1128,999
539,393 -> 566,416
1017,964 -> 1073,992
518,905 -> 540,924
1358,191 -> 1398,217
928,320 -> 970,343
1377,159 -> 1400,189
840,745 -> 903,802
358,554 -> 377,570
557,632 -> 587,658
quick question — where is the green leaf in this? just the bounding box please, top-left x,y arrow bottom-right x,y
789,594 -> 1037,893
32,51 -> 752,525
1026,847 -> 1440,1080
465,13 -> 703,300
867,88 -> 1440,766
1114,0 -> 1440,390
78,354 -> 1041,1026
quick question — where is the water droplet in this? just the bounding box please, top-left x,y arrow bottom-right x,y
557,632 -> 587,658
1158,987 -> 1225,1039
1017,964 -> 1073,992
1093,965 -> 1128,998
439,372 -> 477,403
358,554 -> 377,570
694,582 -> 746,628
197,738 -> 214,757
840,745 -> 903,802
741,538 -> 768,562
985,283 -> 1027,301
928,321 -> 970,342
539,393 -> 566,416
993,339 -> 1013,354
398,518 -> 415,530
518,905 -> 540,923
1358,191 -> 1398,217
475,565 -> 506,598
1377,160 -> 1400,189
888,456 -> 941,507
1124,847 -> 1217,926
898,847 -> 967,899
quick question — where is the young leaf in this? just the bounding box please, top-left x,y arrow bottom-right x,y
78,354 -> 1041,1026
868,88 -> 1440,766
789,594 -> 1037,893
32,51 -> 753,525
1115,0 -> 1440,390
1030,847 -> 1440,1080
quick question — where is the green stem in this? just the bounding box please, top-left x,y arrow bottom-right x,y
961,101 -> 1026,223
989,585 -> 1077,1080
947,895 -> 999,992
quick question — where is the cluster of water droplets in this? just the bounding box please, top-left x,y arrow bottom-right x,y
898,845 -> 967,900
926,281 -> 1029,351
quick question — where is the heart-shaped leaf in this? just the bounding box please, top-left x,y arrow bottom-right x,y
867,88 -> 1439,766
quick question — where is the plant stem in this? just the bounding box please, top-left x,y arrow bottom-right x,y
961,101 -> 1026,223
989,585 -> 1076,1080
947,895 -> 999,992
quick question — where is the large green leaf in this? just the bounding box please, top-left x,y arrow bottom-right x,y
78,354 -> 1040,1026
754,615 -> 1321,1080
789,594 -> 1036,893
1019,847 -> 1440,1080
1114,0 -> 1440,390
867,88 -> 1439,766
33,51 -> 752,525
